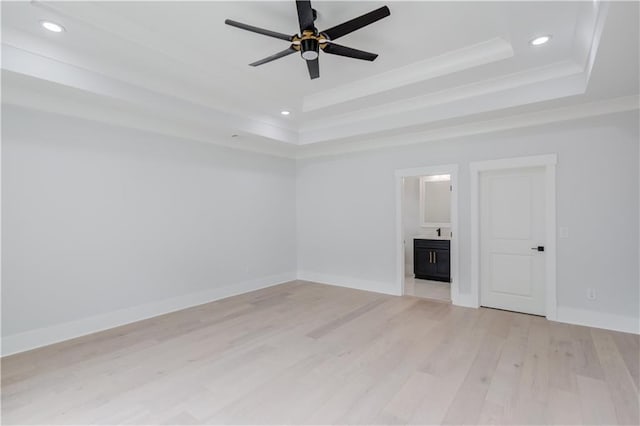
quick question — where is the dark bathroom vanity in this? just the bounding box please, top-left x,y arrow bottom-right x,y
413,238 -> 451,282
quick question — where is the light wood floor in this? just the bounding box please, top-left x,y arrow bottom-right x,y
405,276 -> 451,302
2,281 -> 639,425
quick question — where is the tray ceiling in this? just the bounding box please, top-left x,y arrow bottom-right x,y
2,1 -> 638,157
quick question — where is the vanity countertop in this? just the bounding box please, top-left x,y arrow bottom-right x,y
413,235 -> 451,241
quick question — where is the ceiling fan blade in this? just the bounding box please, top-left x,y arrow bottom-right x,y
322,43 -> 378,61
320,6 -> 390,41
306,57 -> 320,79
225,19 -> 294,41
296,0 -> 315,32
250,46 -> 297,66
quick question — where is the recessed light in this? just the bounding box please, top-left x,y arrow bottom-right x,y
530,35 -> 551,46
280,110 -> 290,116
41,21 -> 65,33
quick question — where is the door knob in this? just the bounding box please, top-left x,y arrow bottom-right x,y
531,246 -> 545,252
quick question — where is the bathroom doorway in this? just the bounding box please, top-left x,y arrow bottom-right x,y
395,165 -> 459,303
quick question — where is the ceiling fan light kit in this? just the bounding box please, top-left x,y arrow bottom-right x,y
300,37 -> 319,60
225,0 -> 390,79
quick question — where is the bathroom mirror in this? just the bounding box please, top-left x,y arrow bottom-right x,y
420,174 -> 451,227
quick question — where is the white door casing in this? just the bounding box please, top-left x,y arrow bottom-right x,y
480,166 -> 547,315
395,164 -> 459,303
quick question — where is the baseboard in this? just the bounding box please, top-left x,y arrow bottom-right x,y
555,306 -> 639,334
297,271 -> 400,296
451,292 -> 477,309
1,272 -> 297,357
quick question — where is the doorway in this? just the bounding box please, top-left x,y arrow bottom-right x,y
470,155 -> 557,319
395,165 -> 459,303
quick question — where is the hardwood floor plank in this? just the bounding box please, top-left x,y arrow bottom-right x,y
306,298 -> 386,339
509,316 -> 550,425
591,328 -> 640,425
577,374 -> 619,425
547,387 -> 583,425
381,371 -> 435,423
548,322 -> 578,392
612,330 -> 640,391
441,332 -> 505,425
481,312 -> 530,423
568,323 -> 606,381
2,281 -> 638,425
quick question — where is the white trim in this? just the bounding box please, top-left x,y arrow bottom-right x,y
1,272 -> 297,357
545,165 -> 558,320
297,96 -> 639,159
300,61 -> 585,142
470,154 -> 557,319
5,68 -> 638,160
302,38 -> 514,112
452,293 -> 477,309
555,306 -> 639,335
296,271 -> 398,296
395,165 -> 460,306
13,0 -> 606,144
2,45 -> 298,146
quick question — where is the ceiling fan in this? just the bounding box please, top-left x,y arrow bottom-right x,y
225,1 -> 390,80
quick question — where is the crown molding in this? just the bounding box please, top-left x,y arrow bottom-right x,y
4,65 -> 636,161
301,61 -> 583,132
9,0 -> 613,148
1,44 -> 299,145
1,71 -> 298,159
4,41 -> 596,149
302,37 -> 514,112
29,1 -> 294,126
296,95 -> 640,159
0,26 -> 288,133
2,0 -> 610,147
296,0 -> 609,143
577,0 -> 609,83
299,61 -> 587,144
3,0 -> 634,161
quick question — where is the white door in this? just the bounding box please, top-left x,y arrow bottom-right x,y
480,167 -> 546,315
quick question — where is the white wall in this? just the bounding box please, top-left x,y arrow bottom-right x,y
402,176 -> 420,275
297,111 -> 639,331
1,105 -> 297,354
3,106 -> 638,355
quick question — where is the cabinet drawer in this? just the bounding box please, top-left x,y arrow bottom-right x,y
414,239 -> 450,250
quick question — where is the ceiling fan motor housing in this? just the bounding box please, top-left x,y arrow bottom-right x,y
300,38 -> 319,60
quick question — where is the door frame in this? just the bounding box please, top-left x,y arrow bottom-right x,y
395,164 -> 459,303
470,154 -> 557,320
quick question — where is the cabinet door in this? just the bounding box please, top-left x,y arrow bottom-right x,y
434,249 -> 451,280
414,248 -> 431,276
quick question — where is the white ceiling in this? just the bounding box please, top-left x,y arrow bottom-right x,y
2,1 -> 638,156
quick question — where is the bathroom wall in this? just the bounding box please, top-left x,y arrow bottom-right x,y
423,179 -> 452,225
402,176 -> 420,275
